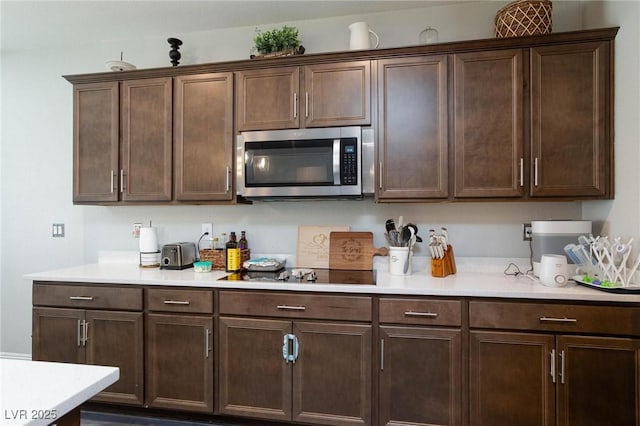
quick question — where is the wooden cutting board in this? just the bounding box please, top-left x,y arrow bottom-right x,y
297,225 -> 350,268
329,232 -> 388,271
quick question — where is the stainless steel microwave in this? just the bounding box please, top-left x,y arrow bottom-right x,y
236,127 -> 374,199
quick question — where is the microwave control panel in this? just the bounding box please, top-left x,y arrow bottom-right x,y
341,138 -> 358,185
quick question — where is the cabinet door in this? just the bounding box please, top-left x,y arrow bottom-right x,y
530,41 -> 610,198
453,49 -> 524,198
557,335 -> 638,426
379,326 -> 462,426
146,313 -> 214,412
236,67 -> 299,131
304,61 -> 370,128
73,82 -> 119,203
85,310 -> 144,406
120,78 -> 173,201
469,331 -> 555,426
174,73 -> 234,201
218,317 -> 292,421
377,56 -> 448,200
32,308 -> 84,364
293,321 -> 372,426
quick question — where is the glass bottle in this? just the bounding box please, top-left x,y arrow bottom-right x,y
238,231 -> 248,250
226,232 -> 240,272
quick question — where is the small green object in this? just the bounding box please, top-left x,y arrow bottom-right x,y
582,275 -> 592,283
253,25 -> 301,55
601,280 -> 613,288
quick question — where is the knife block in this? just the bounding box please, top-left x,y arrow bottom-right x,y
431,244 -> 457,278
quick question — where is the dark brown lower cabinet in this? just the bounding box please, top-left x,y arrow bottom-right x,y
146,313 -> 214,413
218,316 -> 372,425
470,331 -> 639,426
379,326 -> 462,426
32,307 -> 144,405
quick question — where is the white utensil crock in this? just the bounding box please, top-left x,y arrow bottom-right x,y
539,254 -> 568,287
349,22 -> 379,50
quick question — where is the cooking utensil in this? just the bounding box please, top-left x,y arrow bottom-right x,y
403,227 -> 415,273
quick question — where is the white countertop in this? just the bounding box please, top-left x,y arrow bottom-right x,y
23,259 -> 640,303
0,359 -> 119,425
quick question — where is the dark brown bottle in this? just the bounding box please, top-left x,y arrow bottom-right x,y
226,232 -> 240,272
238,231 -> 248,250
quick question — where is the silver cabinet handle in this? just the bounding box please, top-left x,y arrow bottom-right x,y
519,158 -> 524,187
534,157 -> 539,187
404,311 -> 438,318
305,92 -> 309,118
293,93 -> 298,118
205,328 -> 211,358
120,169 -> 125,193
560,350 -> 566,384
379,161 -> 383,189
380,339 -> 385,371
539,317 -> 577,323
163,300 -> 190,305
110,170 -> 115,193
277,305 -> 306,311
225,166 -> 230,192
82,320 -> 88,347
77,320 -> 82,347
550,349 -> 556,383
69,296 -> 94,301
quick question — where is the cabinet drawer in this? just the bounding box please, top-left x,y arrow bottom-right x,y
469,300 -> 640,335
379,298 -> 462,326
33,283 -> 142,311
219,291 -> 372,321
146,288 -> 213,314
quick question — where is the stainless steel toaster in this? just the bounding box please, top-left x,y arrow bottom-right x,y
160,242 -> 197,270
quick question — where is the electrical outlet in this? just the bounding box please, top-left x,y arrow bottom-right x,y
52,223 -> 65,238
202,223 -> 213,236
522,223 -> 532,241
133,223 -> 142,238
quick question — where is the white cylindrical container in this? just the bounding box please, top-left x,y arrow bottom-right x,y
139,227 -> 160,267
389,247 -> 412,275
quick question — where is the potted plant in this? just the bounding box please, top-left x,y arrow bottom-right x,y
251,25 -> 305,58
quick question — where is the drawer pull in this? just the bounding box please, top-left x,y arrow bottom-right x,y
539,316 -> 577,323
205,328 -> 211,358
404,311 -> 438,318
277,305 -> 306,311
69,296 -> 94,301
163,300 -> 190,305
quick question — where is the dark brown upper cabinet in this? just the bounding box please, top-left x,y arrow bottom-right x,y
120,78 -> 173,202
174,72 -> 234,201
72,81 -> 119,203
530,41 -> 611,198
453,49 -> 525,198
236,61 -> 370,131
377,55 -> 449,201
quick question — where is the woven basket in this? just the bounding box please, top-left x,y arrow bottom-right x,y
495,0 -> 552,38
199,249 -> 250,270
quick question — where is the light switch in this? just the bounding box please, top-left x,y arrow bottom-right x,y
52,223 -> 65,238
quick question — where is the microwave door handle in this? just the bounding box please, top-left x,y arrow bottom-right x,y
333,139 -> 341,185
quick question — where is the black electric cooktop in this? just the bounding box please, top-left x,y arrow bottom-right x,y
218,268 -> 375,285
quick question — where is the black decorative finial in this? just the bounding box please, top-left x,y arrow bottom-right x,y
168,38 -> 183,66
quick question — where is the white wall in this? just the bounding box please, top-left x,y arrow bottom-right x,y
2,1 -> 633,356
581,1 -> 640,240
